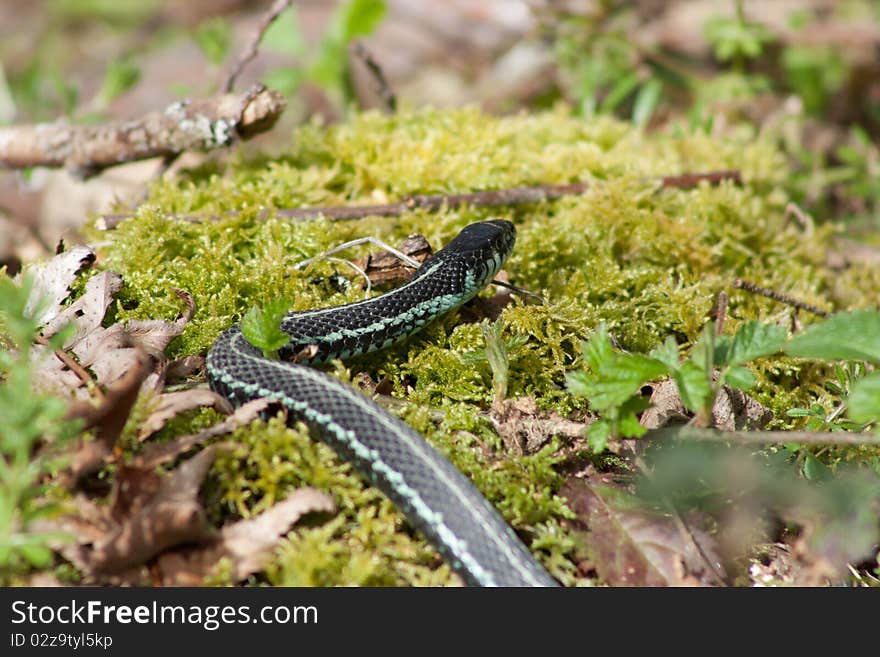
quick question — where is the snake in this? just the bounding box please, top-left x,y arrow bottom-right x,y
206,219 -> 558,587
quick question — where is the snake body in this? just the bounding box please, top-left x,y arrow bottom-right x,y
206,220 -> 557,586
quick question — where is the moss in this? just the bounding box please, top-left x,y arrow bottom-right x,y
83,106 -> 880,585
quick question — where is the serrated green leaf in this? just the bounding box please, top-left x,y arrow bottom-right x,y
847,371 -> 880,424
618,411 -> 647,439
724,365 -> 756,391
575,354 -> 668,411
649,336 -> 679,368
725,320 -> 786,366
673,360 -> 712,412
581,323 -> 614,371
587,419 -> 612,452
241,298 -> 292,358
784,310 -> 880,364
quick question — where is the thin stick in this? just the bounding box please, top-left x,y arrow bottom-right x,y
294,235 -> 541,300
350,40 -> 397,113
34,335 -> 105,402
733,278 -> 829,318
294,236 -> 422,270
96,170 -> 742,229
223,0 -> 293,93
715,290 -> 728,336
650,425 -> 877,446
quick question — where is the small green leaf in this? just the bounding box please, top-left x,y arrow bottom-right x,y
571,354 -> 667,411
18,541 -> 53,568
784,310 -> 880,364
847,371 -> 880,424
97,57 -> 141,107
724,365 -> 756,391
587,419 -> 612,453
632,78 -> 662,127
580,323 -> 614,371
618,411 -> 647,439
338,0 -> 387,41
724,320 -> 786,367
649,336 -> 679,369
194,17 -> 233,67
673,360 -> 712,412
240,298 -> 292,358
263,7 -> 306,57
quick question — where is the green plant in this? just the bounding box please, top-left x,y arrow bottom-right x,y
704,1 -> 775,68
262,0 -> 387,109
241,298 -> 293,359
0,276 -> 80,578
566,320 -> 786,451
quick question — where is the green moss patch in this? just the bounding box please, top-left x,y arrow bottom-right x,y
86,106 -> 877,585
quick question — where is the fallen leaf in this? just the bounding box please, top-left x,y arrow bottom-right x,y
21,245 -> 95,327
133,398 -> 276,469
89,446 -> 219,573
490,396 -> 589,455
64,349 -> 153,481
137,388 -> 232,441
164,355 -> 206,383
640,379 -> 773,431
41,270 -> 122,344
562,476 -> 725,586
354,233 -> 432,287
157,487 -> 335,585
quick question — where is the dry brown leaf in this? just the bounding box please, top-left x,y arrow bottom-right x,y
562,476 -> 725,587
353,233 -> 432,287
156,487 -> 335,585
137,388 -> 232,442
125,288 -> 195,358
490,396 -> 589,455
64,349 -> 153,481
41,270 -> 122,344
640,379 -> 773,431
164,355 -> 206,383
133,398 -> 275,469
89,446 -> 219,573
21,245 -> 95,327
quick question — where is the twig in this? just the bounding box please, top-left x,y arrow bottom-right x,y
350,40 -> 397,113
714,290 -> 728,336
0,85 -> 286,179
34,335 -> 105,402
649,426 -> 878,446
294,236 -> 422,270
223,0 -> 293,93
733,278 -> 830,318
96,170 -> 742,229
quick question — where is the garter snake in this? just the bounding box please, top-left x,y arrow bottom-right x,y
206,220 -> 557,587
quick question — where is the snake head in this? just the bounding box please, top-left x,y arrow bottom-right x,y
412,220 -> 517,293
443,220 -> 516,262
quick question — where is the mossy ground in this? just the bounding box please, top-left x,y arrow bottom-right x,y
85,106 -> 880,586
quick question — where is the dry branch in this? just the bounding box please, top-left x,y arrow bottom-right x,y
0,85 -> 286,178
97,170 -> 742,229
223,0 -> 294,93
650,425 -> 879,446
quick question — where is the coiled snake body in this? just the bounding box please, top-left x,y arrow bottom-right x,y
207,220 -> 557,586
